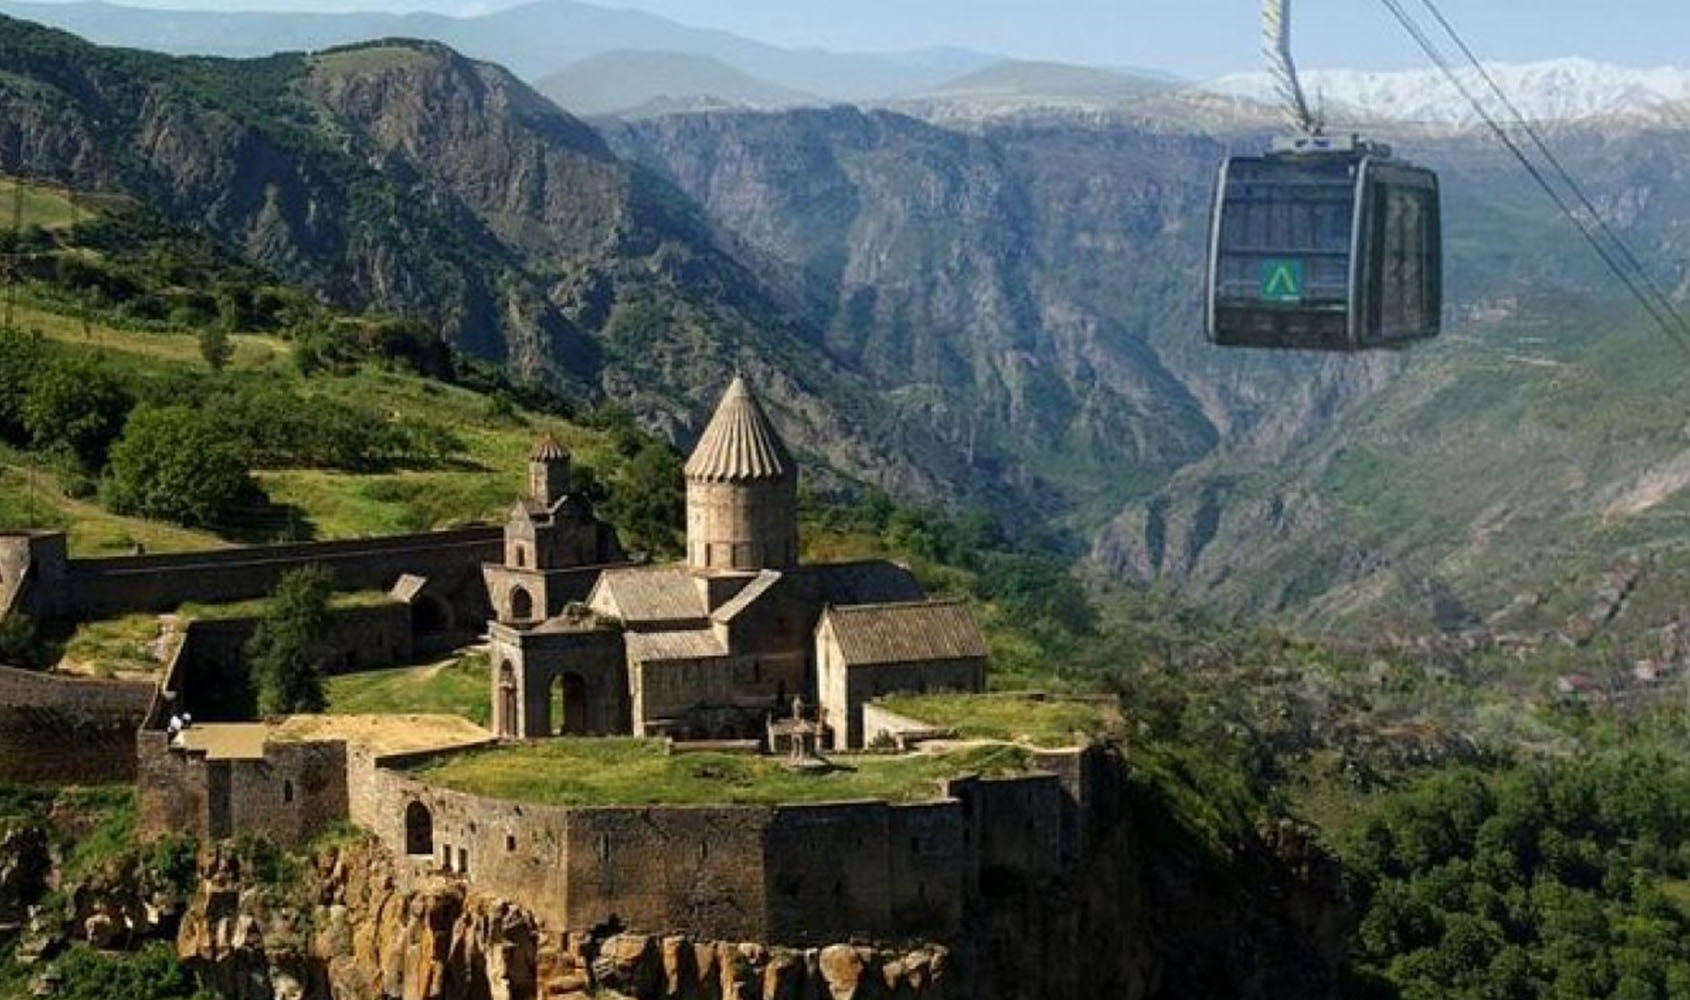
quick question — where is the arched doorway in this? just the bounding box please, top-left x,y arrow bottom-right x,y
548,672 -> 589,735
510,586 -> 534,622
404,802 -> 433,857
498,660 -> 519,738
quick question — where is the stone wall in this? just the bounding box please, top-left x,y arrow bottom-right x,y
0,665 -> 152,784
341,749 -> 1106,948
824,656 -> 987,749
137,733 -> 348,843
21,527 -> 502,620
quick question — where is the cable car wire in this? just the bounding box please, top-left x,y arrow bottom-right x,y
1375,0 -> 1690,351
1410,0 -> 1690,345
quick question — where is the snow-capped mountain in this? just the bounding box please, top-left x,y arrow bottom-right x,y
1206,57 -> 1690,126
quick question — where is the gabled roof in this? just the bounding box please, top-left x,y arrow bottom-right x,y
684,376 -> 793,483
821,600 -> 989,666
626,629 -> 729,663
590,566 -> 708,625
711,570 -> 783,624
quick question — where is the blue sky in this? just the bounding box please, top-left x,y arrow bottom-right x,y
589,0 -> 1690,76
27,0 -> 1690,77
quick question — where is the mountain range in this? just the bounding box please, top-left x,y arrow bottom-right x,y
1207,57 -> 1690,127
0,0 -> 997,99
6,9 -> 1690,637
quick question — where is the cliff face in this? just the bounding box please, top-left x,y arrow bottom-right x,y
165,754 -> 1342,1000
0,19 -> 998,509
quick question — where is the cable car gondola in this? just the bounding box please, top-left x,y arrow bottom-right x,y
1205,0 -> 1443,352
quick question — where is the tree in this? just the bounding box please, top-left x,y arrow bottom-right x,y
22,355 -> 132,468
247,566 -> 333,716
198,324 -> 232,372
103,406 -> 251,527
0,329 -> 44,445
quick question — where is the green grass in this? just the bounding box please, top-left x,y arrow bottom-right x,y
0,177 -> 81,230
413,738 -> 1036,806
59,613 -> 166,677
323,651 -> 491,727
875,692 -> 1120,747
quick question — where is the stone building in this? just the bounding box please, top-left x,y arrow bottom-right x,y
489,376 -> 989,746
482,433 -> 626,626
817,601 -> 989,750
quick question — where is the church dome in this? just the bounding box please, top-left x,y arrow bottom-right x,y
683,376 -> 793,483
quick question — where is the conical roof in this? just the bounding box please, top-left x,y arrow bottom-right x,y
531,433 -> 568,462
684,376 -> 793,483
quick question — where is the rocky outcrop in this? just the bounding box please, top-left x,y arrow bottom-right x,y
174,841 -> 956,1000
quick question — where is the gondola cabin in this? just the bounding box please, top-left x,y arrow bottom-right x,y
1206,136 -> 1442,351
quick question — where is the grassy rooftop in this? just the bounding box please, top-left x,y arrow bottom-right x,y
875,692 -> 1123,748
411,738 -> 1036,807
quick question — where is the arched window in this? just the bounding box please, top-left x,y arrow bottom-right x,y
510,586 -> 534,621
405,801 -> 434,857
282,780 -> 294,804
514,545 -> 527,568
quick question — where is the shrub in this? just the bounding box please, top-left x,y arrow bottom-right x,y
104,406 -> 252,527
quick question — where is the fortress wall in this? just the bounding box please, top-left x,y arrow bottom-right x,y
0,665 -> 153,785
137,731 -> 211,838
950,773 -> 1066,891
223,741 -> 349,846
62,527 -> 503,618
562,806 -> 771,940
762,802 -> 893,944
888,801 -> 968,938
351,754 -> 575,920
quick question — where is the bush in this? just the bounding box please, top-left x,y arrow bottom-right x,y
104,406 -> 252,527
198,325 -> 232,372
22,355 -> 132,469
0,613 -> 45,669
247,566 -> 333,716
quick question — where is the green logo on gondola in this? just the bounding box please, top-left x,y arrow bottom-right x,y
1260,259 -> 1304,303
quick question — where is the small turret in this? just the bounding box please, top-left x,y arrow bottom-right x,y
529,434 -> 570,508
684,376 -> 798,572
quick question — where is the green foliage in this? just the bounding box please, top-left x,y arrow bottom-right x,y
247,566 -> 333,716
1344,752 -> 1690,999
40,942 -> 213,1000
192,381 -> 464,472
593,439 -> 685,557
104,405 -> 253,527
21,355 -> 132,469
0,328 -> 46,444
197,324 -> 231,371
0,613 -> 46,670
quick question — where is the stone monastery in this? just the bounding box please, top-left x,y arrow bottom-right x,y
485,375 -> 988,749
77,378 -> 1124,951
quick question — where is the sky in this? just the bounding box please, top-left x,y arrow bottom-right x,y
20,0 -> 1690,77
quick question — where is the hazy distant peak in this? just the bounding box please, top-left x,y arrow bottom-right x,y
536,49 -> 819,117
1206,57 -> 1690,126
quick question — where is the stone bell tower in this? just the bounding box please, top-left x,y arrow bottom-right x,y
529,433 -> 570,508
684,376 -> 798,573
